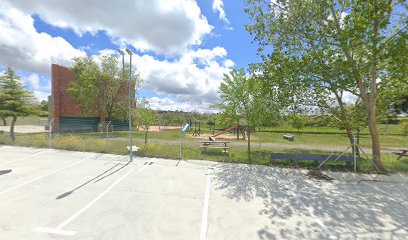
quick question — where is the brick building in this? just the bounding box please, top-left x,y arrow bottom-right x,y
51,64 -> 129,132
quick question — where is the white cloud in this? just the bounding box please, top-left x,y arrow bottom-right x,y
5,0 -> 213,55
19,71 -> 52,102
223,59 -> 235,68
32,90 -> 50,102
0,4 -> 85,74
0,1 -> 234,112
148,96 -> 218,113
23,74 -> 40,90
97,49 -> 118,56
212,0 -> 231,26
342,91 -> 358,105
133,47 -> 234,112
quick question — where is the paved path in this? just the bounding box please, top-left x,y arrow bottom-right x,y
0,125 -> 46,133
1,146 -> 408,239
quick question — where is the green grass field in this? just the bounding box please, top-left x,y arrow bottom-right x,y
261,123 -> 405,135
1,127 -> 407,173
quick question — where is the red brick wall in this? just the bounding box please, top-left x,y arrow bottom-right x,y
51,64 -> 134,132
51,64 -> 100,132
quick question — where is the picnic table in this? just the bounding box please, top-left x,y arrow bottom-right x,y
392,149 -> 408,160
200,141 -> 229,154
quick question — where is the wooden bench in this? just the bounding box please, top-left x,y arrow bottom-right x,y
283,134 -> 294,141
392,149 -> 408,160
200,141 -> 229,154
270,152 -> 356,168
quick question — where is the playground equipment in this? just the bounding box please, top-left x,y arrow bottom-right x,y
188,120 -> 201,136
209,125 -> 239,141
192,122 -> 201,136
180,123 -> 190,160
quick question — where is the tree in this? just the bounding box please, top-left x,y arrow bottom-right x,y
134,98 -> 155,146
218,68 -> 274,160
31,100 -> 49,117
0,67 -> 37,142
245,0 -> 408,170
69,55 -> 142,122
291,114 -> 306,134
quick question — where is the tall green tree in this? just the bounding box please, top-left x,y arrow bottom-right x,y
69,55 -> 142,121
218,68 -> 275,160
134,98 -> 155,146
245,0 -> 408,170
0,67 -> 37,142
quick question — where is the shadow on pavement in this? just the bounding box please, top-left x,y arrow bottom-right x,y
214,164 -> 408,239
0,169 -> 12,175
56,160 -> 132,200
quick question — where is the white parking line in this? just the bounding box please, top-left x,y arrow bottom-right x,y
200,166 -> 213,240
0,154 -> 95,195
1,149 -> 51,164
34,162 -> 150,236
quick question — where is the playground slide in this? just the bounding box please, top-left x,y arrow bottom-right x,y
209,125 -> 238,141
181,123 -> 190,132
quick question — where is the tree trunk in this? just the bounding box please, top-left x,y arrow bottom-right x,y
367,111 -> 384,171
144,128 -> 149,146
247,127 -> 251,161
330,4 -> 384,170
10,116 -> 17,143
1,117 -> 6,126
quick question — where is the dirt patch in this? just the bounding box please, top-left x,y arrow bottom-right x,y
0,125 -> 46,133
187,133 -> 249,141
306,169 -> 334,181
138,126 -> 180,132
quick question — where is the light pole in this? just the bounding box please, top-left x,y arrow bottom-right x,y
126,48 -> 134,162
118,48 -> 134,162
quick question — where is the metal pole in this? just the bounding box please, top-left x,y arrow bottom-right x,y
180,127 -> 182,160
118,49 -> 129,159
129,54 -> 132,162
49,118 -> 54,149
106,121 -> 111,152
259,127 -> 262,160
353,135 -> 357,172
127,50 -> 133,162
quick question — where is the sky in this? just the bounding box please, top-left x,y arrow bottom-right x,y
0,0 -> 261,113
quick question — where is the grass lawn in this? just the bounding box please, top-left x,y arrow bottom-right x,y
261,123 -> 405,135
1,128 -> 407,173
250,132 -> 408,149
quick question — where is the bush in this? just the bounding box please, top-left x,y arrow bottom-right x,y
400,119 -> 408,136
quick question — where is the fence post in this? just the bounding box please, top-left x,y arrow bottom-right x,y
259,127 -> 262,160
353,134 -> 357,172
106,121 -> 112,152
180,128 -> 182,160
49,118 -> 54,149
